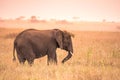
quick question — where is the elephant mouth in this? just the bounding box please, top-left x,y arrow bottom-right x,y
62,51 -> 73,63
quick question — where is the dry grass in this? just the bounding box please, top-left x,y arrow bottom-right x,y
0,28 -> 120,80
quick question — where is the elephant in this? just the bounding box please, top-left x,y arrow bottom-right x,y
13,29 -> 73,65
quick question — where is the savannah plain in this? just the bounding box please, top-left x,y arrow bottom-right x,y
0,20 -> 120,80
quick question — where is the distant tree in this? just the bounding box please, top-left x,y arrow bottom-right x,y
56,20 -> 71,24
30,16 -> 39,22
102,19 -> 106,22
16,16 -> 25,20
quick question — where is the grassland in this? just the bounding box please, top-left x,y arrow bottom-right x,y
0,28 -> 120,80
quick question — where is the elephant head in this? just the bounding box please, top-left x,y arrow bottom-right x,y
55,29 -> 74,63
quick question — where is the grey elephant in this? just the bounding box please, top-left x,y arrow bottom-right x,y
13,29 -> 73,65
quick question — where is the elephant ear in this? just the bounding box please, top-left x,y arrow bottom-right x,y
54,29 -> 63,49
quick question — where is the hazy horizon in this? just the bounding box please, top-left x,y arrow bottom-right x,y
1,0 -> 120,22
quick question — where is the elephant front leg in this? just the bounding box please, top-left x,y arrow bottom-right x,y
47,52 -> 57,65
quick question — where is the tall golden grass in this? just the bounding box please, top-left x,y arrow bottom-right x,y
0,28 -> 120,80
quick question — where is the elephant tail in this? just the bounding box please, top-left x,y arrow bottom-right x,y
13,42 -> 16,61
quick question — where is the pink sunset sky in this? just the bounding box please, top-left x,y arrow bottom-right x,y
0,0 -> 120,21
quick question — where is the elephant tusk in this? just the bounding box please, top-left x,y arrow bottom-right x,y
70,51 -> 73,56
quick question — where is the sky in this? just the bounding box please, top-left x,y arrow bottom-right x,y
0,0 -> 120,21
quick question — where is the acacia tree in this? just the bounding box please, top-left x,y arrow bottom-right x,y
16,16 -> 25,20
30,16 -> 39,22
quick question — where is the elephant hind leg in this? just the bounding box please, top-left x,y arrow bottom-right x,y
26,52 -> 35,66
16,48 -> 26,64
27,58 -> 34,66
17,53 -> 26,64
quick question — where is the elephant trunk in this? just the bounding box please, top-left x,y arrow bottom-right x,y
62,42 -> 73,63
62,51 -> 72,63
